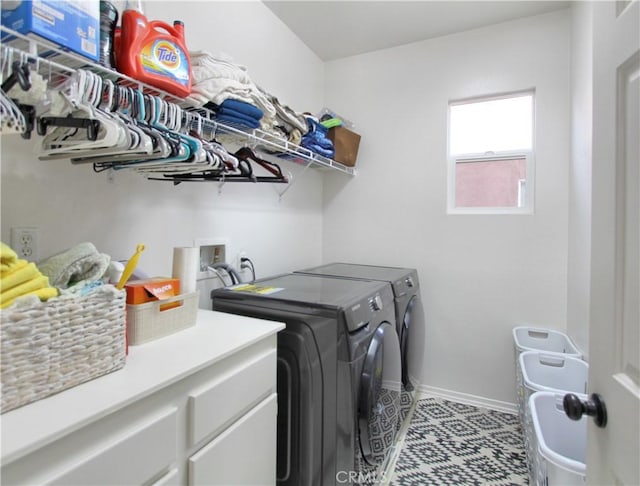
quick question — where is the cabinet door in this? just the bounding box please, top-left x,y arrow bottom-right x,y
188,394 -> 277,486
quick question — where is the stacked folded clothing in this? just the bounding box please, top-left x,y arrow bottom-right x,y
189,51 -> 276,120
301,116 -> 335,159
211,99 -> 264,129
258,87 -> 308,146
189,51 -> 312,145
1,242 -> 58,309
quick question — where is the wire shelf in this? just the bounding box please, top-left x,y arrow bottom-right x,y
0,25 -> 356,177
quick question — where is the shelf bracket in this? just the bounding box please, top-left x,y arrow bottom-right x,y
274,161 -> 314,200
272,171 -> 294,200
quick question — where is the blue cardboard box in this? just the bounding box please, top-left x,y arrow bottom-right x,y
1,1 -> 100,62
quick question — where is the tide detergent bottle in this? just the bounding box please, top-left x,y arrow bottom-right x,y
117,8 -> 192,98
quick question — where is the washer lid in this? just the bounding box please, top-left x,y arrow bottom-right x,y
220,273 -> 390,309
297,263 -> 419,294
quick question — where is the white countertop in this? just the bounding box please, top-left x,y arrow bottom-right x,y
0,309 -> 284,464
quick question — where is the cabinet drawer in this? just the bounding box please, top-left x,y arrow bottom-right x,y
188,349 -> 276,446
188,394 -> 277,486
150,467 -> 179,485
47,407 -> 177,485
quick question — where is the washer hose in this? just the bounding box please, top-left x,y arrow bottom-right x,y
209,262 -> 242,285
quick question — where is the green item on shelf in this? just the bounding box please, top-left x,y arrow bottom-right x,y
320,117 -> 343,129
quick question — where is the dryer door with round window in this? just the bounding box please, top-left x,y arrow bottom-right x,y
400,295 -> 420,390
358,321 -> 402,467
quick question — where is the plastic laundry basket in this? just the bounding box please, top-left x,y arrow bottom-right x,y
520,352 -> 588,407
513,327 -> 582,423
529,392 -> 586,486
513,327 -> 582,357
519,352 -> 588,483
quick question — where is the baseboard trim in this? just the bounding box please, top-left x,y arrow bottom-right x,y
417,384 -> 518,414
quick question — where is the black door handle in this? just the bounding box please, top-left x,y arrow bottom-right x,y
563,393 -> 607,428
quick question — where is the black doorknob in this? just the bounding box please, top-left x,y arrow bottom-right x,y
563,393 -> 607,428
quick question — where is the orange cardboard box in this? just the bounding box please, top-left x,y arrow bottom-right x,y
125,278 -> 181,309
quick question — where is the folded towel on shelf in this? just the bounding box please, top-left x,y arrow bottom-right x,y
288,128 -> 303,147
303,131 -> 334,150
301,143 -> 335,159
218,107 -> 262,126
190,51 -> 315,148
301,116 -> 334,158
258,87 -> 308,135
188,51 -> 276,120
38,242 -> 110,289
218,106 -> 262,122
219,99 -> 264,120
216,114 -> 261,129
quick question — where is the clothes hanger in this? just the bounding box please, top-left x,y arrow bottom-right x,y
0,56 -> 31,137
70,83 -> 155,164
60,83 -> 176,166
38,70 -> 123,157
0,89 -> 27,136
1,59 -> 31,93
234,146 -> 287,180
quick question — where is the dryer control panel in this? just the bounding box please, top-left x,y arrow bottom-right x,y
369,294 -> 383,311
344,285 -> 395,333
392,269 -> 420,297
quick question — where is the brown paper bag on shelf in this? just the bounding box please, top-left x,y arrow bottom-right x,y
328,126 -> 361,167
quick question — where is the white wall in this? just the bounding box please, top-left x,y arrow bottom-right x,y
1,3 -> 577,407
567,2 -> 593,358
322,10 -> 571,404
0,2 -> 326,290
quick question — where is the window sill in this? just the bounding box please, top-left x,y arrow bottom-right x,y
447,206 -> 534,215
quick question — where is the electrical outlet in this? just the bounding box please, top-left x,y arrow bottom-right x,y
236,251 -> 247,271
10,227 -> 39,261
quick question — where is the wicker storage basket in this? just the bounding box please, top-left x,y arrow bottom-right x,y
1,284 -> 126,414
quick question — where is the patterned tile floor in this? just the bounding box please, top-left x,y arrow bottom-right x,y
389,396 -> 529,485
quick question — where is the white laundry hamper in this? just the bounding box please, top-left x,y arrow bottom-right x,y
513,326 -> 582,357
519,352 -> 588,483
513,327 -> 582,423
519,352 -> 588,409
529,392 -> 586,486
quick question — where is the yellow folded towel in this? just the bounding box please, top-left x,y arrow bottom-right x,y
1,274 -> 49,300
1,260 -> 36,292
0,243 -> 59,309
0,287 -> 59,309
1,258 -> 28,276
1,242 -> 18,272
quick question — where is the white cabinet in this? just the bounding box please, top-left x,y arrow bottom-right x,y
0,310 -> 284,486
189,394 -> 277,485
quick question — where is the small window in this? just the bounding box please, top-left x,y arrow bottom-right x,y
447,91 -> 534,214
